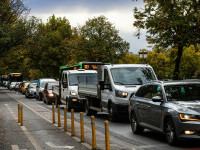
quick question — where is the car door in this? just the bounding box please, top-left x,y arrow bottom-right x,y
61,72 -> 68,100
44,83 -> 48,101
136,85 -> 152,126
101,68 -> 112,109
148,84 -> 165,131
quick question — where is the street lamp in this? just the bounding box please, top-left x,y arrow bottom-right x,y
139,49 -> 148,64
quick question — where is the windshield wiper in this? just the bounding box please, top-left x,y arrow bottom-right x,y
114,81 -> 125,85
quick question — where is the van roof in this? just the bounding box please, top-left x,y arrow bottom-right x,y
63,70 -> 97,74
104,64 -> 152,69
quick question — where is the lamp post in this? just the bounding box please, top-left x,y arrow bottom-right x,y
139,49 -> 148,64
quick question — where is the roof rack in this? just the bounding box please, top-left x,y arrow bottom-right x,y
146,80 -> 164,84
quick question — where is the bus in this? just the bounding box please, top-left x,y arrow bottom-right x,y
8,73 -> 23,85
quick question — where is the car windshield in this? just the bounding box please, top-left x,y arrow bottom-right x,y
25,83 -> 30,87
111,67 -> 156,85
164,84 -> 200,101
48,83 -> 58,90
69,73 -> 97,86
29,83 -> 36,88
41,82 -> 47,88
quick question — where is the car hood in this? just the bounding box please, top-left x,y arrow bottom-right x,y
29,88 -> 36,92
170,101 -> 200,113
114,85 -> 141,93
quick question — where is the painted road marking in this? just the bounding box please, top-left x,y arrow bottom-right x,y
11,145 -> 19,150
45,142 -> 74,149
20,126 -> 43,150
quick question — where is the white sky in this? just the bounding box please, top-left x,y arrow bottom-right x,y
24,0 -> 149,54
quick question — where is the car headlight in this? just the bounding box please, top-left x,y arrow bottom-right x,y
115,90 -> 128,98
179,114 -> 200,121
70,90 -> 77,96
48,93 -> 54,97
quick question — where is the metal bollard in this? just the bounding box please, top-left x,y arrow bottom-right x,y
57,105 -> 61,127
71,109 -> 75,136
18,104 -> 21,123
20,105 -> 23,126
52,103 -> 55,123
64,107 -> 67,131
91,116 -> 96,150
80,112 -> 84,142
105,120 -> 110,150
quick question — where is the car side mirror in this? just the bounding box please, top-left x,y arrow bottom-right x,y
152,96 -> 162,102
99,81 -> 104,90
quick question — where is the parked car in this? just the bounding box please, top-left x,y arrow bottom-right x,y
14,82 -> 20,91
36,78 -> 56,100
25,83 -> 37,98
43,82 -> 59,104
22,82 -> 31,94
10,82 -> 17,90
18,82 -> 23,93
129,80 -> 200,145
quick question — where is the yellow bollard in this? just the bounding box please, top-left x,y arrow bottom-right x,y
57,105 -> 61,127
71,109 -> 75,136
52,103 -> 55,123
64,107 -> 67,131
20,105 -> 23,126
91,116 -> 96,150
18,104 -> 21,123
80,112 -> 84,142
105,120 -> 110,150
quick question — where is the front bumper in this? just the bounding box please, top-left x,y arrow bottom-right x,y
113,103 -> 129,115
67,96 -> 85,108
27,91 -> 36,97
174,117 -> 200,140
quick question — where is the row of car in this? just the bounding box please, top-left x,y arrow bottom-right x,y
2,78 -> 59,105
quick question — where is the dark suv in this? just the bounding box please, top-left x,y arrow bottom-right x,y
129,80 -> 200,145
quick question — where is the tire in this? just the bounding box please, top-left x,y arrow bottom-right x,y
43,97 -> 46,103
130,112 -> 144,134
108,104 -> 117,122
165,118 -> 178,145
85,98 -> 97,116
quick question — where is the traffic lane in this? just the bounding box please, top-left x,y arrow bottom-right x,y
1,88 -> 88,150
0,90 -> 35,150
13,90 -> 200,150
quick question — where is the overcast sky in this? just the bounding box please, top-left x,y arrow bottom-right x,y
24,0 -> 149,54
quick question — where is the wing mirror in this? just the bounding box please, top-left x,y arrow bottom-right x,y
152,96 -> 162,102
99,81 -> 104,90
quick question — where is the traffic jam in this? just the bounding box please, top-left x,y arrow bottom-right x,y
0,62 -> 200,150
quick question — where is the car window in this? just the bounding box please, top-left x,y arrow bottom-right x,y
151,85 -> 163,99
135,85 -> 148,97
164,84 -> 200,101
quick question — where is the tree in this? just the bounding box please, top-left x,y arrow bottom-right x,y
78,16 -> 129,63
0,0 -> 31,55
133,0 -> 200,79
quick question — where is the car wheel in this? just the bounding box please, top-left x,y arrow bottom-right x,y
130,112 -> 144,134
165,118 -> 177,145
108,105 -> 117,122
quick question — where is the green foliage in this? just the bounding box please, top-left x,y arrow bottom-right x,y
119,53 -> 140,64
77,16 -> 129,63
133,0 -> 200,79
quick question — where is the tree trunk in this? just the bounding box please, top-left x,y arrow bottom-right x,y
173,46 -> 183,80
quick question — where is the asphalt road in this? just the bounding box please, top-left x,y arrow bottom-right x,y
0,87 -> 200,150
